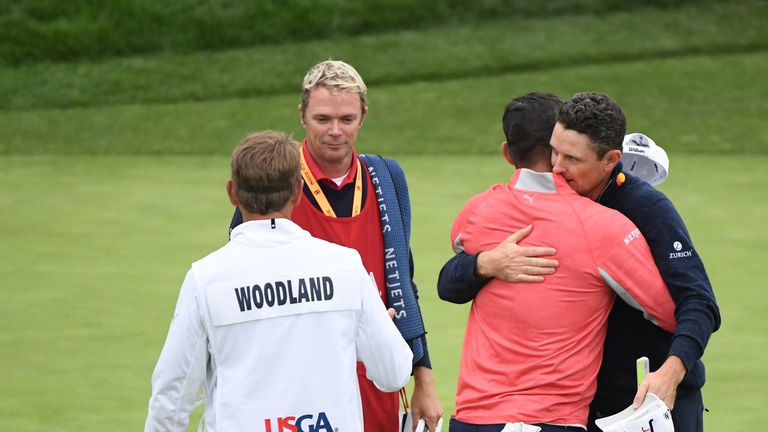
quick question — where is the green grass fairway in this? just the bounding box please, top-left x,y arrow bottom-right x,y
4,52 -> 768,156
1,154 -> 765,431
2,2 -> 764,429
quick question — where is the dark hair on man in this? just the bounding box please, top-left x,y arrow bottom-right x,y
230,130 -> 301,215
502,92 -> 563,167
557,92 -> 627,158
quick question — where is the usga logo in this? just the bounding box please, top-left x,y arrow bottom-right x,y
264,412 -> 334,432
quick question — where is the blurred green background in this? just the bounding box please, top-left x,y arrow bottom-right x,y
2,1 -> 766,430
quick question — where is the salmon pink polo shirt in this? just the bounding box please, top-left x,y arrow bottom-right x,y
450,169 -> 676,427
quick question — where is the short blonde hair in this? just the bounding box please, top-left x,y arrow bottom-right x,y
300,60 -> 368,113
230,131 -> 301,214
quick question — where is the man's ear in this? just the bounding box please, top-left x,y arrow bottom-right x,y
359,106 -> 368,127
291,179 -> 304,206
501,141 -> 517,168
226,179 -> 239,206
298,106 -> 306,128
603,149 -> 622,171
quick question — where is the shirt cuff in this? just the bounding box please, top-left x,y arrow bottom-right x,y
413,335 -> 431,369
668,333 -> 702,375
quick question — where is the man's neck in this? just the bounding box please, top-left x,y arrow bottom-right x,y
518,160 -> 553,173
316,158 -> 352,178
240,209 -> 291,222
588,177 -> 612,202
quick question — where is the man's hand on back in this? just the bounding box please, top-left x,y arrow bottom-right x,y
475,225 -> 559,282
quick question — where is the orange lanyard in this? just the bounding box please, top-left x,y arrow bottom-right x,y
300,149 -> 363,218
400,388 -> 410,413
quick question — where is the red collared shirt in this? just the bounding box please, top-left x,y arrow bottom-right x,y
301,141 -> 359,190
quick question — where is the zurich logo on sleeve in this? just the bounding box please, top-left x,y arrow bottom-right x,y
669,240 -> 692,259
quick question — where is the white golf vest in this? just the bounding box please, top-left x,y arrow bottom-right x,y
145,219 -> 412,432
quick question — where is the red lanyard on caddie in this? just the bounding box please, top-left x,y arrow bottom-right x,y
299,148 -> 363,218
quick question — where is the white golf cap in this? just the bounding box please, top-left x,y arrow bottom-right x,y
595,393 -> 675,432
621,133 -> 670,186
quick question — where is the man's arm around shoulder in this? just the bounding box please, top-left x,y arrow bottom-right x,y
438,225 -> 559,303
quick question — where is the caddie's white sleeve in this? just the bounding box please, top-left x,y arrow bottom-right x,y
355,269 -> 413,392
145,269 -> 208,432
